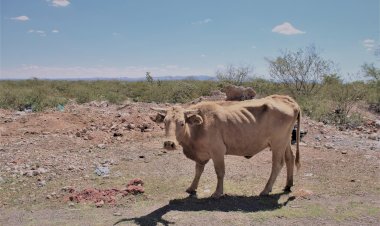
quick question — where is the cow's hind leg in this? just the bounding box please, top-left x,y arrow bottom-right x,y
186,161 -> 207,195
284,144 -> 294,192
260,146 -> 285,196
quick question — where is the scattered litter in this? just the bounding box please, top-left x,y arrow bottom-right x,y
95,166 -> 110,176
57,104 -> 65,112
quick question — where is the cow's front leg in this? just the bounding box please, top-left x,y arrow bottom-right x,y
211,154 -> 225,198
186,162 -> 207,195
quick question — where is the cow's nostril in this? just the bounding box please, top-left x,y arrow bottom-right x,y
171,143 -> 175,148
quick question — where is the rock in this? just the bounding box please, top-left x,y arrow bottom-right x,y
95,200 -> 104,208
375,120 -> 380,128
113,212 -> 122,216
95,166 -> 110,176
75,131 -> 81,137
324,143 -> 334,149
368,133 -> 379,141
341,150 -> 348,154
36,167 -> 47,174
315,136 -> 322,141
23,170 -> 34,177
46,195 -> 52,199
113,132 -> 123,137
37,179 -> 46,187
68,202 -> 75,207
61,186 -> 75,193
97,144 -> 106,149
0,176 -> 5,184
127,123 -> 136,130
304,173 -> 313,177
68,165 -> 75,171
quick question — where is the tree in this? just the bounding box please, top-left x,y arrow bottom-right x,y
216,64 -> 253,85
145,72 -> 154,84
362,63 -> 380,81
267,45 -> 335,96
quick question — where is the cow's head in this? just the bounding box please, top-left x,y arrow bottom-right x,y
151,106 -> 203,150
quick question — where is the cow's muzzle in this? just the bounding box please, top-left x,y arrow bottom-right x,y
164,140 -> 177,150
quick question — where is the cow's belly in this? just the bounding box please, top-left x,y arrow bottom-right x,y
222,125 -> 269,156
225,142 -> 268,156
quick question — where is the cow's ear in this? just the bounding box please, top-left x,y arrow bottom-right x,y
150,113 -> 165,123
186,114 -> 203,126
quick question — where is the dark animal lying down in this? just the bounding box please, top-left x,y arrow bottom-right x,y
291,128 -> 307,144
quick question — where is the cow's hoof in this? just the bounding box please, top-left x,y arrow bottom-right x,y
186,188 -> 197,196
283,186 -> 292,193
211,192 -> 223,199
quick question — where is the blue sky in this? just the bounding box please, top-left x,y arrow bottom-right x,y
1,0 -> 379,79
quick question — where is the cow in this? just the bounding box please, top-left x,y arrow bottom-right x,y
223,84 -> 256,101
151,95 -> 301,198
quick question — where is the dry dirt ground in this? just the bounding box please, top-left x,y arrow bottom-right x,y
0,98 -> 379,226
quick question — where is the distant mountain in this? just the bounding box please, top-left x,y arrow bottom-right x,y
1,75 -> 217,81
117,75 -> 216,81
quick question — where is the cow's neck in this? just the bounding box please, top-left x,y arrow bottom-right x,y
178,126 -> 202,161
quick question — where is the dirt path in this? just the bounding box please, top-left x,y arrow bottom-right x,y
0,101 -> 379,225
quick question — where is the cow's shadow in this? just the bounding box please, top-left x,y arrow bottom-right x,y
114,192 -> 294,226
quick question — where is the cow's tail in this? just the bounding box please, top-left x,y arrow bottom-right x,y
295,110 -> 301,171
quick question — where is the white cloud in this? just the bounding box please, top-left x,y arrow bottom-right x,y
192,18 -> 212,25
52,29 -> 59,33
28,30 -> 47,37
251,45 -> 257,49
363,39 -> 375,51
201,54 -> 206,58
48,0 -> 70,7
11,16 -> 30,21
272,22 -> 305,35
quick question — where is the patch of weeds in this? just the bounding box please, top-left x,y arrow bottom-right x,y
250,203 -> 327,222
333,202 -> 380,222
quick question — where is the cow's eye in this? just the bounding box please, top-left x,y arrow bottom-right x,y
179,121 -> 185,127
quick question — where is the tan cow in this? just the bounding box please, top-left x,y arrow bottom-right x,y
223,84 -> 256,101
152,95 -> 301,198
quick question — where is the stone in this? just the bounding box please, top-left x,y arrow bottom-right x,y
324,143 -> 334,149
113,212 -> 122,216
127,123 -> 136,130
36,167 -> 47,174
37,179 -> 46,187
95,200 -> 104,208
368,133 -> 378,141
97,144 -> 106,149
375,120 -> 380,128
95,166 -> 110,176
0,176 -> 5,184
341,150 -> 348,154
